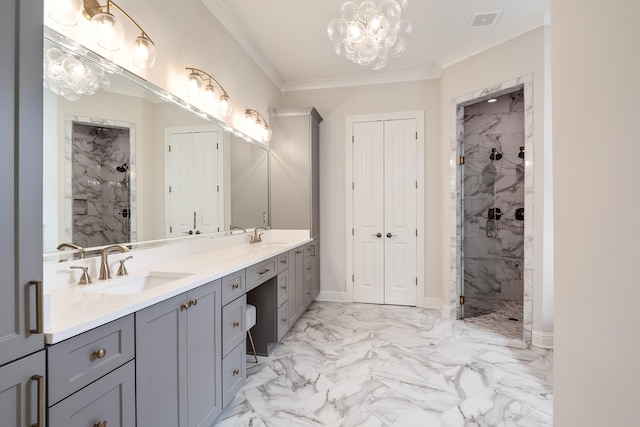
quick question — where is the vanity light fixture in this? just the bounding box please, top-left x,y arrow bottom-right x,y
48,0 -> 157,68
245,109 -> 272,143
327,0 -> 412,70
185,68 -> 233,117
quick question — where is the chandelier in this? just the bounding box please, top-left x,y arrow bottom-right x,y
44,47 -> 111,101
327,0 -> 412,70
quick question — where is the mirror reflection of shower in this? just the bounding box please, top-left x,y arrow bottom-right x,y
71,122 -> 131,247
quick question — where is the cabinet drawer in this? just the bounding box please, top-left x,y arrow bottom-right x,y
277,304 -> 290,342
222,340 -> 246,409
222,294 -> 246,357
277,269 -> 289,308
277,252 -> 289,273
305,243 -> 315,258
48,314 -> 134,405
304,279 -> 314,306
49,359 -> 135,427
221,269 -> 246,306
304,256 -> 313,283
246,257 -> 277,291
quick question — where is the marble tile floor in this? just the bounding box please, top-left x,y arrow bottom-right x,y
214,301 -> 552,427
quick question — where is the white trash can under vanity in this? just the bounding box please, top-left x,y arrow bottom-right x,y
246,304 -> 258,363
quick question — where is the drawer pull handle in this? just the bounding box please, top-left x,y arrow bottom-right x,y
94,348 -> 107,359
231,283 -> 239,289
233,321 -> 240,328
233,369 -> 240,376
281,285 -> 287,290
280,259 -> 287,264
32,375 -> 44,427
94,420 -> 107,427
258,268 -> 270,275
296,250 -> 302,254
282,318 -> 287,323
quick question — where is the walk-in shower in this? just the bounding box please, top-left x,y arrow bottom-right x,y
71,122 -> 131,247
460,89 -> 526,324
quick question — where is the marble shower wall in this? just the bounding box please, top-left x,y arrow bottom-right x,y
463,90 -> 525,307
71,123 -> 131,247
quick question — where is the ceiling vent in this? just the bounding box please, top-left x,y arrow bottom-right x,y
470,11 -> 502,28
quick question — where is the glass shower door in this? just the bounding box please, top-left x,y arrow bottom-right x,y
461,137 -> 501,318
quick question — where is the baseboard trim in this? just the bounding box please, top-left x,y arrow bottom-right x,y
532,330 -> 554,349
423,297 -> 441,310
316,291 -> 348,302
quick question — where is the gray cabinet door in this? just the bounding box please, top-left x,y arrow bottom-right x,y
0,0 -> 44,367
0,351 -> 46,427
136,293 -> 188,427
186,280 -> 222,427
136,281 -> 222,427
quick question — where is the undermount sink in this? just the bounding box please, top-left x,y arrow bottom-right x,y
87,271 -> 192,295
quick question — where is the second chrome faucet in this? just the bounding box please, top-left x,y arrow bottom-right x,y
99,245 -> 130,280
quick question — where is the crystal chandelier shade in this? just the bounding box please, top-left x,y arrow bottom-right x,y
327,0 -> 412,70
43,47 -> 111,101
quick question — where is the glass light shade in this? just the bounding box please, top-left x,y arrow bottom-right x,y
133,36 -> 156,69
203,84 -> 220,110
262,124 -> 272,143
91,12 -> 124,51
187,71 -> 202,99
49,0 -> 83,25
218,94 -> 232,117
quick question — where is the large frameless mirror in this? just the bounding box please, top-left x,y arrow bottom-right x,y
43,27 -> 270,263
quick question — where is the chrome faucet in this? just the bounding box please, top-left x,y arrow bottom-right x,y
99,245 -> 129,280
57,242 -> 85,259
250,227 -> 268,244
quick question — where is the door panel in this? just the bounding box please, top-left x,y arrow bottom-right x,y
353,121 -> 384,304
167,133 -> 195,236
193,131 -> 221,235
384,119 -> 417,306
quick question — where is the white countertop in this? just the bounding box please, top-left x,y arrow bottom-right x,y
44,230 -> 312,344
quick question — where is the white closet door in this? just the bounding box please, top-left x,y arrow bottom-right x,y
167,132 -> 195,236
353,121 -> 385,304
384,119 -> 417,306
193,131 -> 221,234
352,118 -> 417,306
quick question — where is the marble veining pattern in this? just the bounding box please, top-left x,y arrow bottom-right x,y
64,115 -> 137,246
215,302 -> 552,426
449,75 -> 534,343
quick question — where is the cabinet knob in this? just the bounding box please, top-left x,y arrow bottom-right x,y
190,299 -> 198,307
180,303 -> 190,311
231,283 -> 239,289
94,420 -> 107,427
233,321 -> 240,328
93,348 -> 107,360
282,318 -> 287,323
233,369 -> 240,376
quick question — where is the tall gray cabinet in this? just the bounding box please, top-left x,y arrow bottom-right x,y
270,108 -> 322,310
0,1 -> 46,426
270,107 -> 322,240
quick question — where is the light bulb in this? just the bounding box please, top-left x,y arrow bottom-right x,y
49,0 -> 83,25
91,12 -> 124,51
204,84 -> 219,110
187,71 -> 202,99
133,36 -> 156,69
218,94 -> 232,117
262,124 -> 272,143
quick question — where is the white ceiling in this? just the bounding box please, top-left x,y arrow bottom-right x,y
202,0 -> 550,91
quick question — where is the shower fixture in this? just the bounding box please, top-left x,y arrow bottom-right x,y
489,148 -> 502,161
116,162 -> 128,172
518,146 -> 525,159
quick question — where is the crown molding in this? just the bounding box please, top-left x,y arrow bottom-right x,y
437,11 -> 548,69
281,66 -> 442,92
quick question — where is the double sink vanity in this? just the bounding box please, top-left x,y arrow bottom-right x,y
43,229 -> 319,426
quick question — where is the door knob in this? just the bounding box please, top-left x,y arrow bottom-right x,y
386,233 -> 396,238
372,232 -> 382,238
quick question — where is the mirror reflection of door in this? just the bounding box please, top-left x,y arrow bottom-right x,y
71,122 -> 131,247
